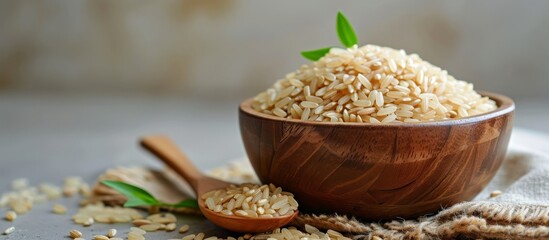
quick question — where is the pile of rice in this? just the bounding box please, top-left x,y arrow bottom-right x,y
252,45 -> 497,123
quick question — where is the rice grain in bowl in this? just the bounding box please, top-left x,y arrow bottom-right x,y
252,45 -> 497,123
240,43 -> 514,219
240,93 -> 514,219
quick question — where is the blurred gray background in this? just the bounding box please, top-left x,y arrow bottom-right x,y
1,0 -> 549,169
1,0 -> 548,99
1,2 -> 549,238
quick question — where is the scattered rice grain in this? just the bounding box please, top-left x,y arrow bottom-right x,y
140,224 -> 161,232
182,234 -> 196,240
179,224 -> 190,233
69,229 -> 83,238
107,229 -> 117,238
52,203 -> 67,214
83,218 -> 94,227
4,211 -> 16,221
195,233 -> 206,240
128,232 -> 145,240
490,190 -> 502,198
93,235 -> 109,240
133,219 -> 152,226
243,233 -> 253,239
3,226 -> 15,235
130,227 -> 147,235
165,223 -> 176,232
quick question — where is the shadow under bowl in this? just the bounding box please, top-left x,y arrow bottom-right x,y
238,91 -> 514,220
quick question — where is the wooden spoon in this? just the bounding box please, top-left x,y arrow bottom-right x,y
140,135 -> 298,233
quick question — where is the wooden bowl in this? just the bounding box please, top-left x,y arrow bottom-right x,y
239,92 -> 514,220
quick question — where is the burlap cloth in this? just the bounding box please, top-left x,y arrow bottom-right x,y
91,132 -> 549,240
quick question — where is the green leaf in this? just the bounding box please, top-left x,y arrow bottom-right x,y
124,198 -> 158,208
301,47 -> 332,61
101,180 -> 159,207
101,180 -> 199,209
336,11 -> 358,48
172,199 -> 199,209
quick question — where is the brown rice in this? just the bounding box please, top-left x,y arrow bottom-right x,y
251,225 -> 349,240
201,183 -> 298,218
252,45 -> 497,123
4,211 -> 16,221
69,229 -> 83,238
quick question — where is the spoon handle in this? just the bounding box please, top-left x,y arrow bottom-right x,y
140,135 -> 203,193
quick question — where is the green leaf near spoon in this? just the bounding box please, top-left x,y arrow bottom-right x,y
301,11 -> 359,61
101,180 -> 198,209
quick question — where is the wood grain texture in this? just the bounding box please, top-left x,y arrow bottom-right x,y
140,135 -> 299,233
140,135 -> 230,195
239,92 -> 514,220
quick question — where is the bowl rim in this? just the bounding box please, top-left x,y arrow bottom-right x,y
239,91 -> 514,127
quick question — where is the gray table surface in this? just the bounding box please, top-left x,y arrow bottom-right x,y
1,90 -> 549,239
